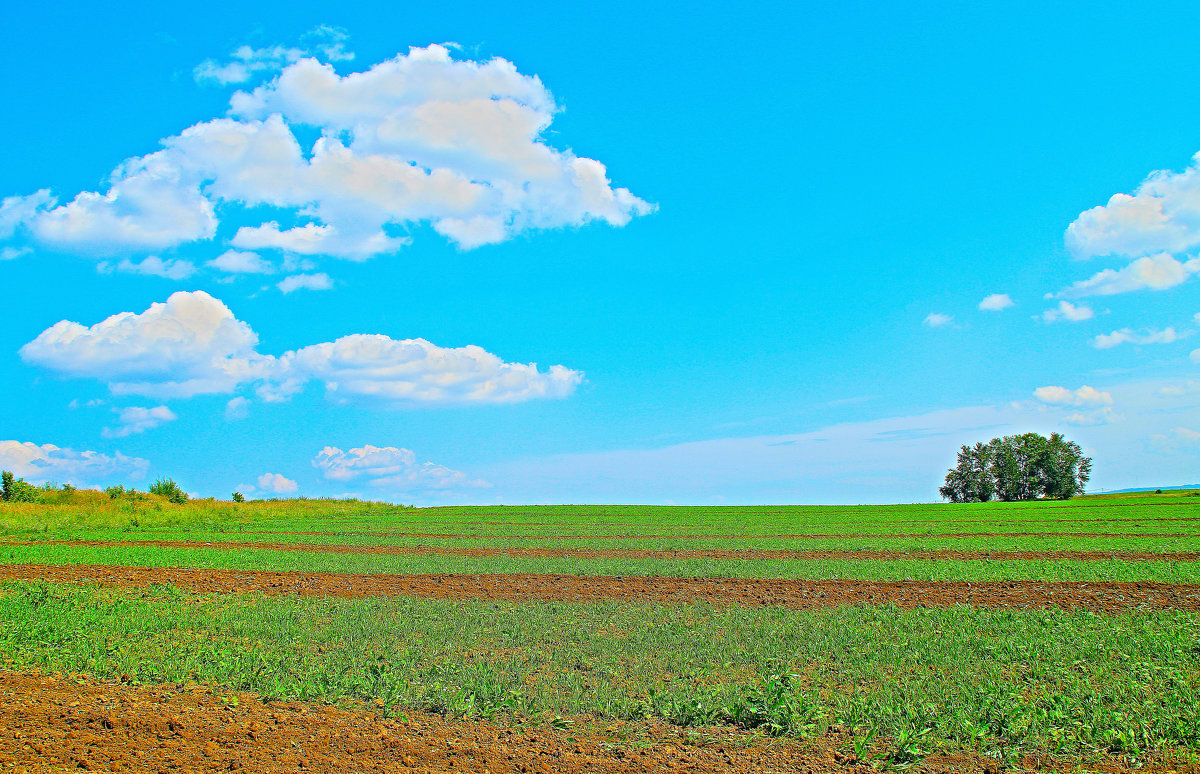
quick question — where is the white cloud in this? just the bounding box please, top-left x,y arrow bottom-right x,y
9,44 -> 652,266
207,249 -> 275,274
0,440 -> 150,485
313,445 -> 488,491
1061,407 -> 1122,427
98,256 -> 197,280
304,26 -> 354,63
1057,253 -> 1200,298
978,293 -> 1013,311
1033,385 -> 1113,407
21,290 -> 582,407
287,334 -> 583,405
225,396 -> 250,420
31,153 -> 218,253
102,405 -> 177,438
0,189 -> 54,238
923,313 -> 953,328
1034,393 -> 1122,426
1039,300 -> 1094,323
20,290 -> 271,399
256,472 -> 298,494
195,45 -> 307,86
194,27 -> 353,86
1,246 -> 31,261
1092,327 -> 1180,349
1163,427 -> 1200,444
1066,153 -> 1200,259
277,272 -> 333,293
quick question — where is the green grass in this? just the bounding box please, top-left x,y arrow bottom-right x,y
5,542 -> 1200,581
3,495 -> 1200,763
1,581 -> 1197,762
3,496 -> 1199,539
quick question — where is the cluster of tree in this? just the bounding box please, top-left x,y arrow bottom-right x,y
1,471 -> 45,503
939,432 -> 1092,502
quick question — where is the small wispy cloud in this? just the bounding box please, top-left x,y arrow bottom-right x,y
978,293 -> 1013,311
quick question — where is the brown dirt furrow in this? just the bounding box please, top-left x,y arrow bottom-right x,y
4,564 -> 1200,611
0,671 -> 852,774
12,539 -> 1200,563
7,671 -> 1185,774
144,529 -> 1198,540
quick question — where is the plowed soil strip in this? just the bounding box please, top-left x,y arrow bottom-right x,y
0,672 -> 850,774
144,529 -> 1197,540
3,672 -> 1194,774
12,539 -> 1200,563
4,564 -> 1200,611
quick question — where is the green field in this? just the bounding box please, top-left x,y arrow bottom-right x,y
2,492 -> 1199,768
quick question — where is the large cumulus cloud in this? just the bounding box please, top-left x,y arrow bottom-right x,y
2,45 -> 653,266
20,290 -> 582,406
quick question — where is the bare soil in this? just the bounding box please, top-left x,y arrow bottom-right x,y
1,672 -> 1195,774
144,529 -> 1198,540
4,564 -> 1200,611
11,539 -> 1200,563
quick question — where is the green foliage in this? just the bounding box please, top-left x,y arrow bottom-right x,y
148,477 -> 188,504
1,586 -> 1198,759
104,485 -> 127,499
1,471 -> 42,503
941,432 -> 1092,502
232,491 -> 245,503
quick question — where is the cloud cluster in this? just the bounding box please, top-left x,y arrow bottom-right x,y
1057,254 -> 1200,299
1061,154 -> 1200,298
255,472 -> 298,494
1032,385 -> 1119,426
1092,327 -> 1179,350
2,44 -> 653,270
98,256 -> 197,280
195,28 -> 354,86
20,290 -> 583,406
102,405 -> 177,438
1039,300 -> 1094,323
0,440 -> 150,485
20,290 -> 269,399
313,444 -> 488,492
1033,385 -> 1113,407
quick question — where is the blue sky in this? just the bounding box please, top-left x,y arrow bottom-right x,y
2,0 -> 1199,503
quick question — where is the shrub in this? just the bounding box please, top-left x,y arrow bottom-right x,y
148,477 -> 188,504
105,485 -> 127,499
232,491 -> 245,503
1,471 -> 42,503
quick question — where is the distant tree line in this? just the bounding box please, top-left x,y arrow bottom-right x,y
939,432 -> 1092,502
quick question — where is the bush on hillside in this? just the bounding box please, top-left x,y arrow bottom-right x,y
148,477 -> 189,504
1,471 -> 43,503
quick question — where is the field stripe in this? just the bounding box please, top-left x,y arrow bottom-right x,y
4,564 -> 1200,611
6,539 -> 1200,562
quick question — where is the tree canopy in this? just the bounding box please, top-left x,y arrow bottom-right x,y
939,432 -> 1092,503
